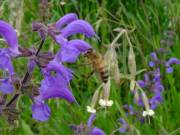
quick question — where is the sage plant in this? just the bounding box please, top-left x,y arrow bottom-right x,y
0,13 -> 97,122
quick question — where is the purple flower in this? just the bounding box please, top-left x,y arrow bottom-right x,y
151,82 -> 164,93
71,114 -> 106,135
118,118 -> 128,133
39,73 -> 76,103
0,20 -> 20,55
0,78 -> 14,94
165,58 -> 180,67
166,67 -> 173,73
55,13 -> 78,30
90,127 -> 106,135
137,80 -> 146,88
0,49 -> 15,75
149,92 -> 163,109
123,104 -> 135,115
56,39 -> 91,63
165,58 -> 180,73
60,20 -> 97,38
45,60 -> 73,82
149,61 -> 155,67
150,52 -> 158,61
87,114 -> 106,135
31,97 -> 51,122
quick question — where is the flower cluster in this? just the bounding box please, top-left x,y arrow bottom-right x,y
117,30 -> 180,133
31,13 -> 98,121
0,13 -> 98,122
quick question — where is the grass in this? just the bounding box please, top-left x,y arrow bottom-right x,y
0,0 -> 180,134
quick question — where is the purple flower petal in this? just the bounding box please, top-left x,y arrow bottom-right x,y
90,127 -> 106,135
68,39 -> 91,52
55,34 -> 68,46
118,118 -> 128,133
166,67 -> 173,73
165,58 -> 180,67
57,45 -> 80,63
151,82 -> 164,92
40,73 -> 76,103
60,20 -> 96,38
149,61 -> 155,67
31,100 -> 51,122
150,92 -> 163,109
55,13 -> 78,30
46,60 -> 73,82
87,113 -> 96,128
28,59 -> 36,72
56,39 -> 91,63
0,78 -> 14,94
0,49 -> 14,75
144,73 -> 150,85
0,20 -> 19,48
137,80 -> 146,88
150,52 -> 158,61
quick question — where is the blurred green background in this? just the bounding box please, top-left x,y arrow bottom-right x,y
0,0 -> 180,134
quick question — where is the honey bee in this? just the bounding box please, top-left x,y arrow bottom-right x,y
85,48 -> 108,83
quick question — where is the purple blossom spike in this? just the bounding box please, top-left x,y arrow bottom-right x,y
31,97 -> 51,122
0,20 -> 20,55
60,20 -> 97,38
55,13 -> 78,30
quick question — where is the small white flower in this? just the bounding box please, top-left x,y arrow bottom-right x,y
86,106 -> 96,113
99,99 -> 113,107
142,109 -> 155,117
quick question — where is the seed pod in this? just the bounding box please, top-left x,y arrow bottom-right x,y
128,45 -> 136,78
